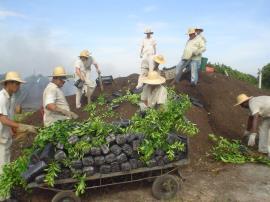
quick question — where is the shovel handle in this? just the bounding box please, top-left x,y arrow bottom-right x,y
98,73 -> 104,92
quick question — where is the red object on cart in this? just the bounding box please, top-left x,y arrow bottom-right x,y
206,66 -> 215,73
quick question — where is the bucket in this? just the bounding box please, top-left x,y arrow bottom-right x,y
200,57 -> 208,71
206,66 -> 215,73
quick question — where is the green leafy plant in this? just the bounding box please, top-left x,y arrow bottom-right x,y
0,89 -> 197,197
0,154 -> 29,198
44,162 -> 61,187
74,174 -> 86,196
167,141 -> 185,160
129,89 -> 198,162
208,63 -> 257,85
111,90 -> 140,105
14,111 -> 34,122
209,134 -> 270,165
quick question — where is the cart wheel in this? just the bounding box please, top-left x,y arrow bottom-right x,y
51,191 -> 81,202
152,174 -> 179,200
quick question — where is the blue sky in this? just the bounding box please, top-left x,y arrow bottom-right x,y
0,0 -> 270,78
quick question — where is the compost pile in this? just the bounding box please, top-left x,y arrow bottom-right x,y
0,88 -> 198,197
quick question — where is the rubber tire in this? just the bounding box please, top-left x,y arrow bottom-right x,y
51,191 -> 81,202
152,174 -> 179,200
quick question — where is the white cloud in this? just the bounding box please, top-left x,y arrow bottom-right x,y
0,10 -> 26,19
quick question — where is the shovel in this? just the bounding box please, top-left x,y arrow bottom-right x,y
98,73 -> 104,92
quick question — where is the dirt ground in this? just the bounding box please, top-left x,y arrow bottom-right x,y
22,163 -> 270,202
13,72 -> 270,202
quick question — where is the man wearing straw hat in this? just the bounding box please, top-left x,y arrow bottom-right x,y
0,71 -> 37,201
43,66 -> 78,127
234,93 -> 270,157
139,70 -> 167,110
136,28 -> 157,89
195,27 -> 207,44
74,49 -> 101,109
136,54 -> 165,92
173,28 -> 206,86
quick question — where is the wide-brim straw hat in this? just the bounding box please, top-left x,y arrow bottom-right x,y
186,28 -> 196,35
79,49 -> 91,58
234,94 -> 253,106
48,66 -> 69,77
144,28 -> 154,34
195,27 -> 204,31
142,71 -> 166,85
0,71 -> 26,83
153,55 -> 165,64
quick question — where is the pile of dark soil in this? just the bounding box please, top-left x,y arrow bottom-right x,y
18,72 -> 270,164
11,71 -> 270,202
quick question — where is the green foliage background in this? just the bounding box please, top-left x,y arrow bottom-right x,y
261,63 -> 270,89
208,63 -> 257,85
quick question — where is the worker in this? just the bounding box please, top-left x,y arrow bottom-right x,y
74,49 -> 101,109
195,27 -> 207,43
234,94 -> 270,157
136,28 -> 157,89
173,28 -> 206,86
139,69 -> 167,110
43,66 -> 78,127
0,71 -> 37,201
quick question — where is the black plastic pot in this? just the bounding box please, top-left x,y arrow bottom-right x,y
21,161 -> 47,183
100,165 -> 111,174
116,153 -> 127,164
110,145 -> 122,155
105,153 -> 116,164
82,156 -> 94,166
40,143 -> 55,163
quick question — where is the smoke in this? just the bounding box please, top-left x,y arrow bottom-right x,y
0,24 -> 75,77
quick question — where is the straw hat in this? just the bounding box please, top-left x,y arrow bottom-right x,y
144,28 -> 154,34
0,71 -> 26,83
49,66 -> 69,77
234,94 -> 253,106
195,27 -> 204,31
153,55 -> 165,64
186,28 -> 196,35
142,71 -> 166,85
79,49 -> 91,58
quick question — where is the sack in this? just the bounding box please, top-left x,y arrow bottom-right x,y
163,66 -> 176,80
74,79 -> 84,89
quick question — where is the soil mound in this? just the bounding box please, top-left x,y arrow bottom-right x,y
20,72 -> 269,164
11,71 -> 270,202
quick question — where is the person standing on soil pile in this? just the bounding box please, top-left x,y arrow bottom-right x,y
234,94 -> 270,157
139,66 -> 167,111
74,49 -> 101,109
0,71 -> 37,201
43,66 -> 78,127
136,28 -> 157,89
195,27 -> 207,44
172,28 -> 206,86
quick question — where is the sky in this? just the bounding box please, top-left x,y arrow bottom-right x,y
0,0 -> 270,79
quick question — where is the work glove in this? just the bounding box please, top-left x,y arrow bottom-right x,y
15,131 -> 28,142
17,124 -> 38,134
138,102 -> 148,111
56,107 -> 79,119
248,133 -> 257,147
97,69 -> 101,75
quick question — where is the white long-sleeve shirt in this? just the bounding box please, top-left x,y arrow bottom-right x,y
182,36 -> 206,61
